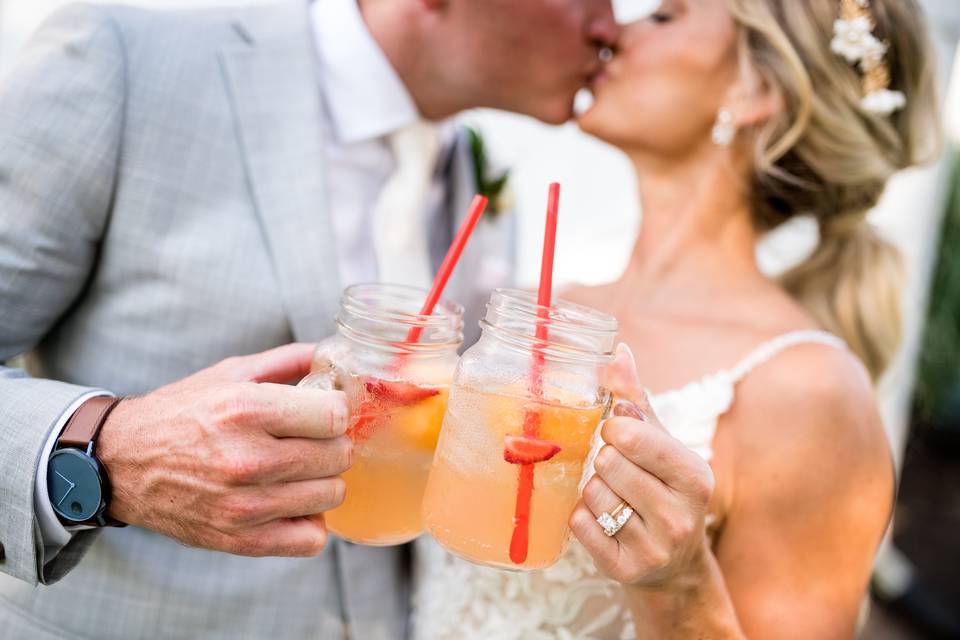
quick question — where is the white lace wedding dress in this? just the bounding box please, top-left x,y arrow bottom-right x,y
411,331 -> 847,640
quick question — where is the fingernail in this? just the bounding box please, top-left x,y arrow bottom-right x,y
615,342 -> 637,369
614,400 -> 646,421
332,396 -> 349,434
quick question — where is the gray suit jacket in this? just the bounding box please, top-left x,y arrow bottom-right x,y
0,2 -> 514,638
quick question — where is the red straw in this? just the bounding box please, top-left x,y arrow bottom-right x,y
405,195 -> 489,345
509,183 -> 560,565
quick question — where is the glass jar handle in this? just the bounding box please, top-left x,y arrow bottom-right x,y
297,338 -> 348,393
598,388 -> 615,422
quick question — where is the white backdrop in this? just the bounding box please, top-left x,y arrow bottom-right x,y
1,0 -> 958,459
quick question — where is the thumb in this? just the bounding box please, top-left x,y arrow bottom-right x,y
604,343 -> 657,424
225,343 -> 318,384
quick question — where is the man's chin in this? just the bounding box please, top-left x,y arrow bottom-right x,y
532,100 -> 576,126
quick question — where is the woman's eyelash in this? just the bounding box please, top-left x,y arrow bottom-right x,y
649,12 -> 673,23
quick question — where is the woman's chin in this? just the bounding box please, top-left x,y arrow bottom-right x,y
575,103 -> 607,140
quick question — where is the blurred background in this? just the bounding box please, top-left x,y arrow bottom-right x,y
2,0 -> 958,636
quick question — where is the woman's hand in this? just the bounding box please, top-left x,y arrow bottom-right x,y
569,342 -> 889,639
570,343 -> 716,588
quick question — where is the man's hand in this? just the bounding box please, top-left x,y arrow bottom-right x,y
96,343 -> 350,557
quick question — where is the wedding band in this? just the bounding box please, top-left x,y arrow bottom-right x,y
596,500 -> 634,537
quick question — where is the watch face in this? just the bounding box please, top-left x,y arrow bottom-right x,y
48,449 -> 104,523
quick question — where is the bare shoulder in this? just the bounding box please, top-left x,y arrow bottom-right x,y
722,341 -> 893,516
738,342 -> 882,447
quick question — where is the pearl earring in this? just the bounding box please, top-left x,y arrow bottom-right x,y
711,109 -> 736,147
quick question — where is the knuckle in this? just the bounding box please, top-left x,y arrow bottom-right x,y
608,419 -> 642,452
582,476 -> 606,508
644,545 -> 672,573
609,562 -> 638,585
222,453 -> 269,484
205,530 -> 234,554
664,514 -> 695,547
593,445 -> 615,473
214,356 -> 249,379
655,448 -> 672,465
211,386 -> 264,429
569,505 -> 596,535
219,355 -> 243,370
696,465 -> 716,503
221,494 -> 263,528
686,459 -> 715,505
225,532 -> 264,557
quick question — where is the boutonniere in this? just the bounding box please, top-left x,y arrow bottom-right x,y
467,127 -> 512,218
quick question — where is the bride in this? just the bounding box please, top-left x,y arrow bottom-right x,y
413,0 -> 940,637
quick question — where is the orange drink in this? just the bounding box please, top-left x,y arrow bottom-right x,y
299,284 -> 463,546
421,289 -> 617,570
423,387 -> 605,568
325,378 -> 449,545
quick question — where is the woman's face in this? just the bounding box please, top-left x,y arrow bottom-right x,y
579,0 -> 742,159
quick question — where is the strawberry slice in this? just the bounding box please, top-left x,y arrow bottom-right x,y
363,377 -> 440,405
347,404 -> 380,441
503,434 -> 561,465
347,377 -> 441,445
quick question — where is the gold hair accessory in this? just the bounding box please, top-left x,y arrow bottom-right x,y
830,0 -> 906,115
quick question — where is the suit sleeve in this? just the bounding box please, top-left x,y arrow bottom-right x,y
0,3 -> 126,585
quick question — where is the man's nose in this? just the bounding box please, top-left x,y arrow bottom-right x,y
586,1 -> 622,49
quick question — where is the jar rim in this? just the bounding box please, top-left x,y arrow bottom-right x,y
481,289 -> 618,363
488,289 -> 618,336
338,283 -> 464,353
342,283 -> 464,328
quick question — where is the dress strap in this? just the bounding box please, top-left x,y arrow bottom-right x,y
726,330 -> 848,385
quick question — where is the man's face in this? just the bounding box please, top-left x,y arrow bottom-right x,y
452,0 -> 619,124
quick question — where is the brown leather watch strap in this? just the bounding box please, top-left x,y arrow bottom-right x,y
58,396 -> 121,449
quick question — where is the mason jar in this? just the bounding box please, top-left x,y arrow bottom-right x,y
421,288 -> 617,569
300,283 -> 463,546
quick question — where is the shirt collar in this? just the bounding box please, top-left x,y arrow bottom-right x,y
311,0 -> 420,144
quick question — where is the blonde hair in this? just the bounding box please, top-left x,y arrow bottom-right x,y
726,0 -> 941,380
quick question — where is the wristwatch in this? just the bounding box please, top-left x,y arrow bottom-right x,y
47,396 -> 127,527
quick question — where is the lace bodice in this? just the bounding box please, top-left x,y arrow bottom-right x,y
411,331 -> 847,640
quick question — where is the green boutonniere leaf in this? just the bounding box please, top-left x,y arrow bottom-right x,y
467,127 -> 511,218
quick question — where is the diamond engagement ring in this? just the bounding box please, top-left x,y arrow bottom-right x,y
596,501 -> 634,537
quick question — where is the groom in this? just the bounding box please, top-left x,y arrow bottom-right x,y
0,0 -> 617,638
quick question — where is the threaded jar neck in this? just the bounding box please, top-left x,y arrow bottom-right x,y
337,283 -> 463,356
480,289 -> 617,364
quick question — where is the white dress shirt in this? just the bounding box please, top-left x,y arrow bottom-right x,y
35,0 -> 453,554
313,0 -> 451,286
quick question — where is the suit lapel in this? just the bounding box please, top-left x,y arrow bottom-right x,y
223,8 -> 410,635
220,8 -> 341,342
